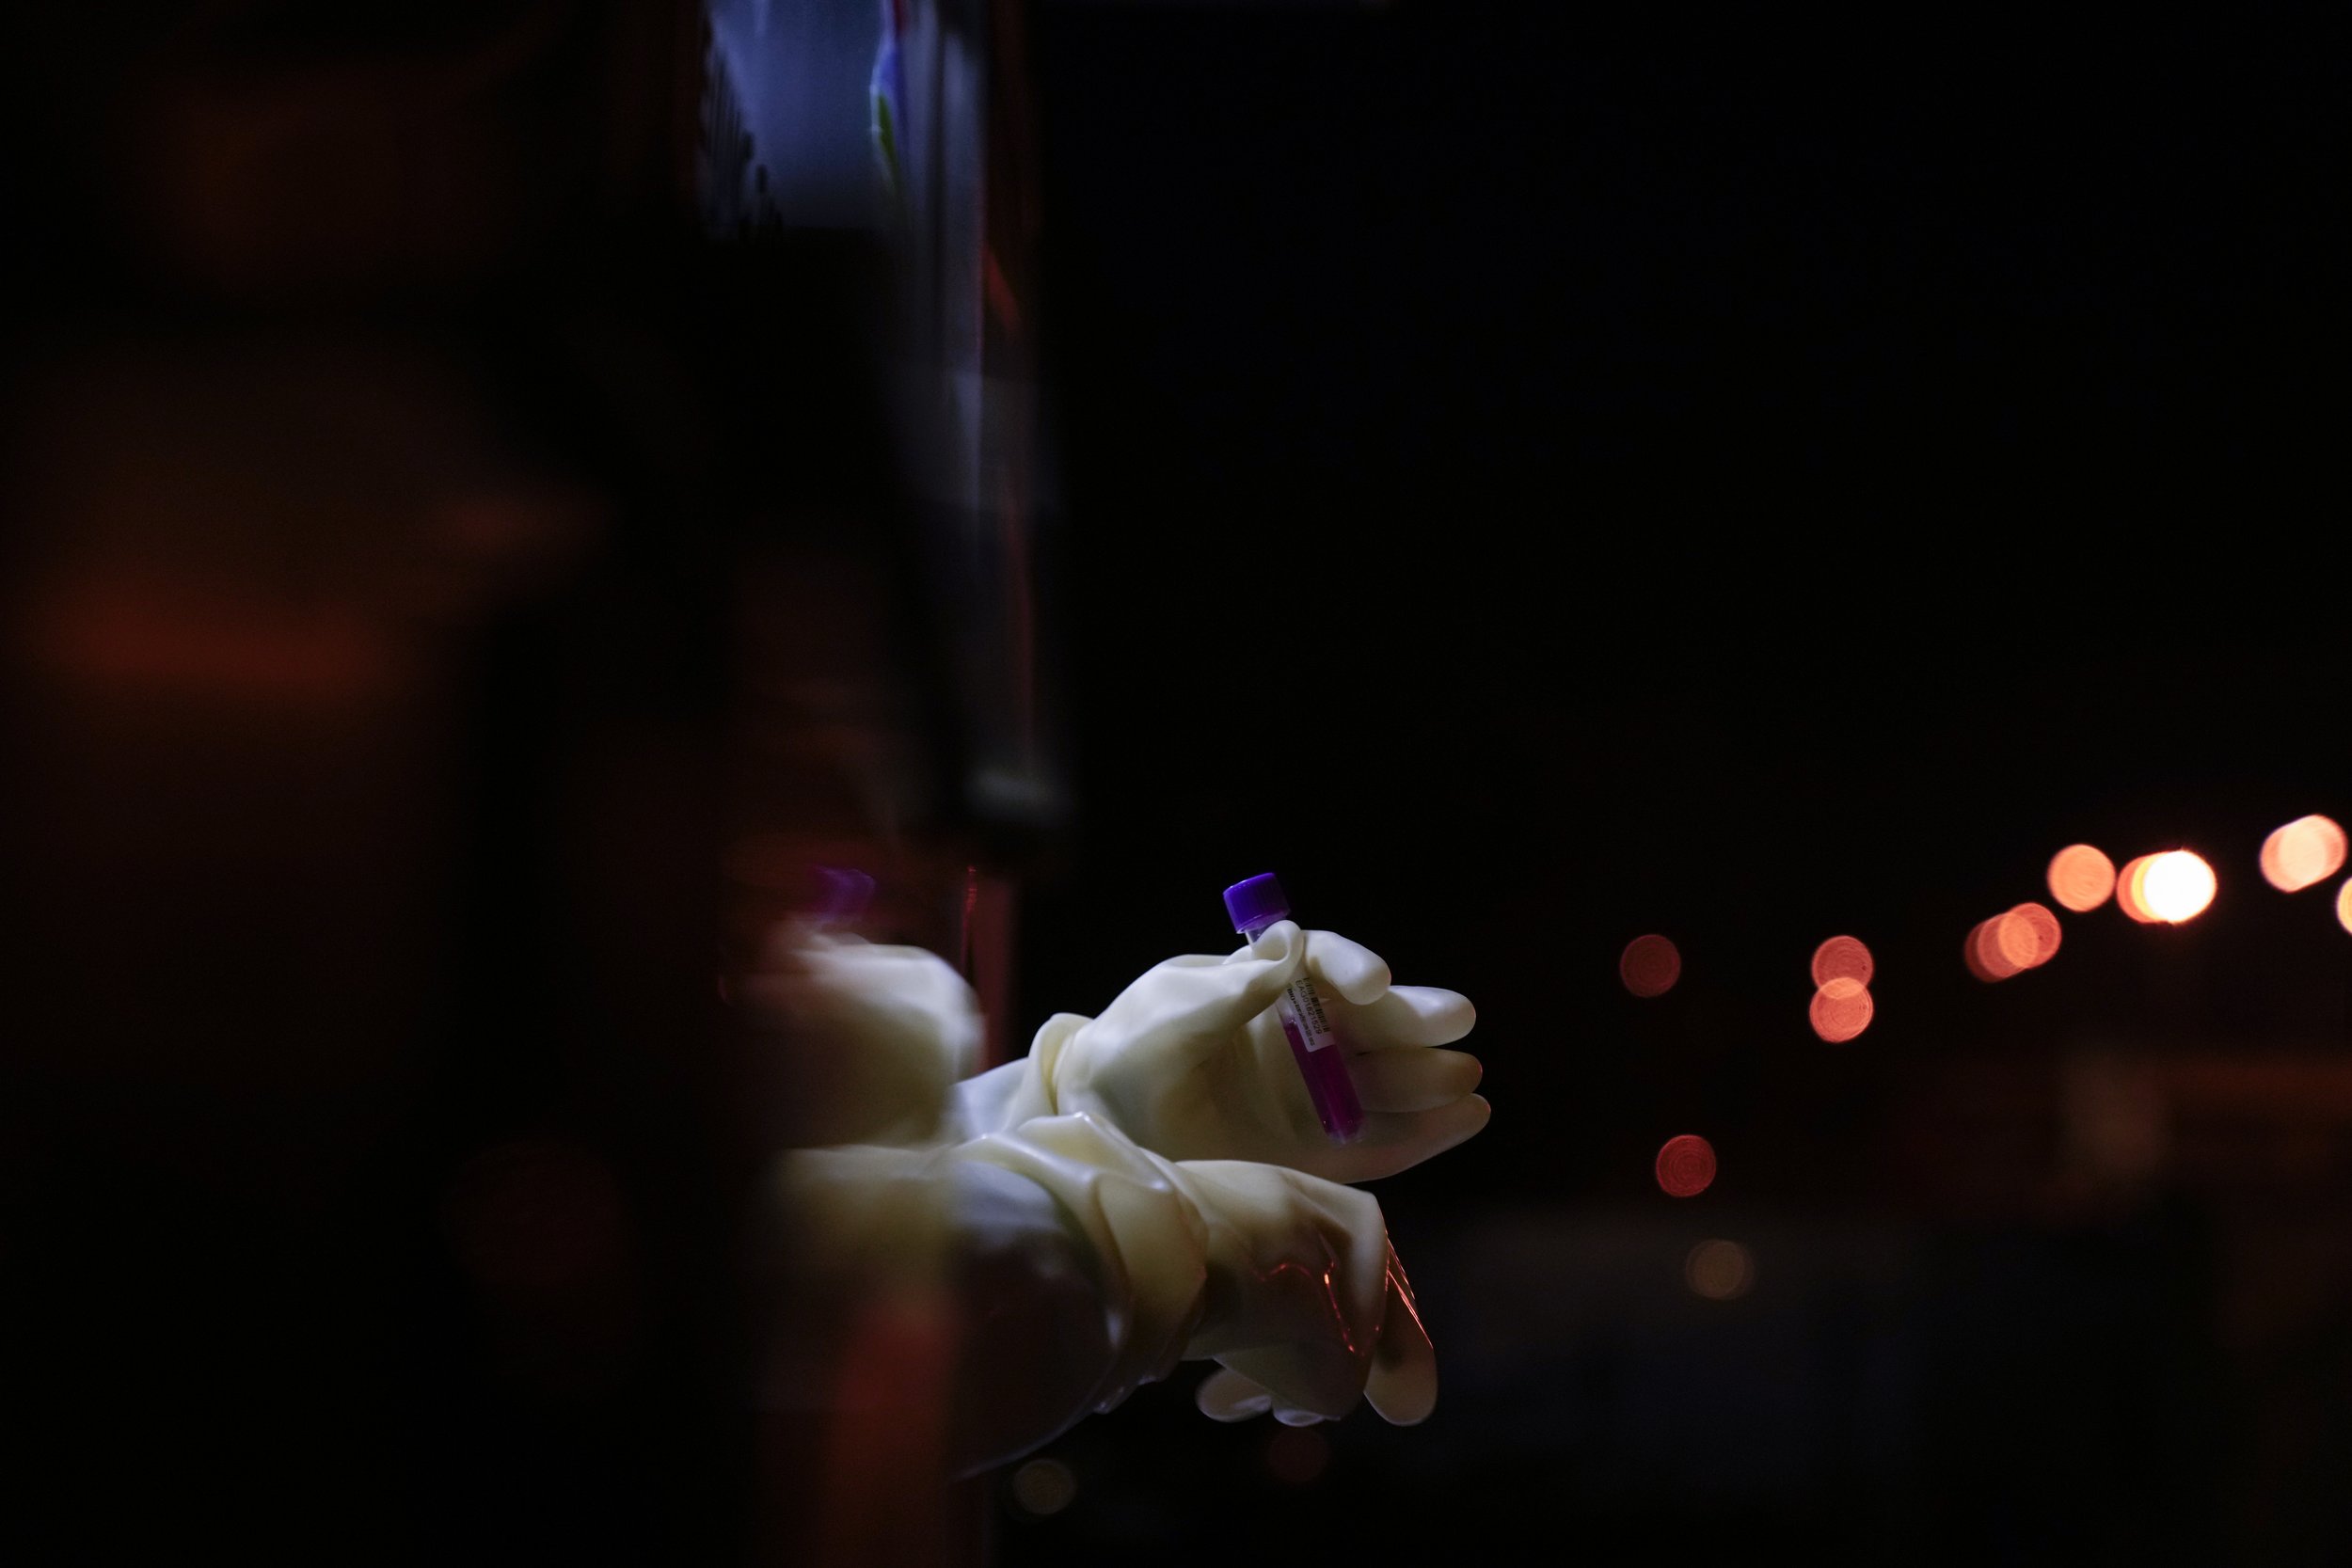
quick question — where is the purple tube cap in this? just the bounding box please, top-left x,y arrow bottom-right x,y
1223,872 -> 1292,934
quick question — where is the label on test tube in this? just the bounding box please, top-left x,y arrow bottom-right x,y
1281,973 -> 1339,1052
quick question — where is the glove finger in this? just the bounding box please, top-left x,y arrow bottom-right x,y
1211,1345 -> 1361,1421
1135,921 -> 1308,1039
1352,1047 -> 1483,1113
1339,985 -> 1476,1049
1195,1367 -> 1276,1422
1300,930 -> 1391,1005
1363,1256 -> 1438,1426
1200,1354 -> 1345,1430
1305,1097 -> 1492,1184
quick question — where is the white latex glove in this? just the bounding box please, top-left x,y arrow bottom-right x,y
778,1112 -> 1437,1463
955,920 -> 1486,1184
962,1114 -> 1437,1425
744,924 -> 982,1147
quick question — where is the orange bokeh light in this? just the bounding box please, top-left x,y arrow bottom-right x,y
1999,901 -> 2062,969
1684,1239 -> 1756,1301
1009,1459 -> 1079,1515
2141,850 -> 2217,923
2046,844 -> 2116,912
2114,855 -> 2161,924
1655,1134 -> 1717,1197
2338,880 -> 2352,935
1810,935 -> 1874,989
1808,977 -> 1875,1042
2261,816 -> 2347,894
1994,912 -> 2039,970
1964,906 -> 2058,980
1966,918 -> 2022,981
1619,934 -> 1682,998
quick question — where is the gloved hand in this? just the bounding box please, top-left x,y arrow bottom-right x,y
965,1114 -> 1437,1425
743,924 -> 982,1147
783,1110 -> 1437,1456
954,920 -> 1486,1184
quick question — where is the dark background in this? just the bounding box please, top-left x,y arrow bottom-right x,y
2,2 -> 2346,1563
1001,3 -> 2349,1563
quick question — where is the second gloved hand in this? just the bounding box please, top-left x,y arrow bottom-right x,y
955,920 -> 1486,1184
960,1114 -> 1439,1427
778,1111 -> 1439,1464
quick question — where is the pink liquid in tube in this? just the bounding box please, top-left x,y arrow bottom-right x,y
1224,872 -> 1366,1142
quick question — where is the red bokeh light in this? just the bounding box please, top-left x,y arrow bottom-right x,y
1808,977 -> 1875,1042
1619,934 -> 1682,998
1655,1133 -> 1718,1197
1966,918 -> 2022,981
1264,1427 -> 1331,1486
1810,934 -> 1874,989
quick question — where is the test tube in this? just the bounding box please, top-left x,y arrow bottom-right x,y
1223,873 -> 1366,1143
